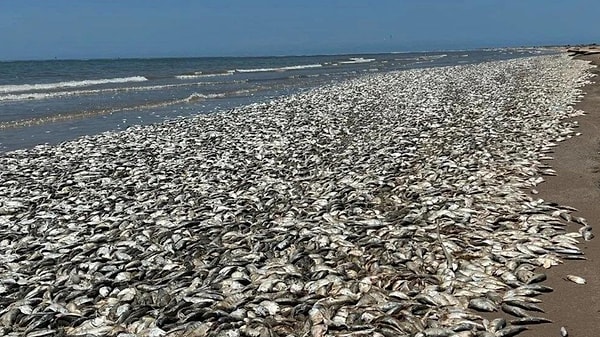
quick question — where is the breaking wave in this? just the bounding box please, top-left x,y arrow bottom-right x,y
0,76 -> 148,94
235,64 -> 322,73
0,81 -> 250,102
175,70 -> 235,79
339,57 -> 376,64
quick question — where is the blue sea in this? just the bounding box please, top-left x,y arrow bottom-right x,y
0,48 -> 552,152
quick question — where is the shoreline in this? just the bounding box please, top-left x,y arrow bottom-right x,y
0,49 -> 550,154
0,54 -> 595,336
522,54 -> 600,337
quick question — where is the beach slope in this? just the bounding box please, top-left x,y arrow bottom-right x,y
523,54 -> 600,337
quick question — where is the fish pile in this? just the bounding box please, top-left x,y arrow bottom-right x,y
0,55 -> 595,337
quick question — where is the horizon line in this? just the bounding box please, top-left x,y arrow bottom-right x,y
0,43 -> 574,63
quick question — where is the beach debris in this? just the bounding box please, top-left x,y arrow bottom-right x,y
496,325 -> 528,337
565,274 -> 587,284
561,326 -> 568,337
510,316 -> 553,325
501,303 -> 530,318
468,298 -> 498,312
503,299 -> 545,313
573,216 -> 589,226
579,225 -> 594,241
0,54 -> 594,336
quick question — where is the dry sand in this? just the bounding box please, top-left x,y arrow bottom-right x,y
522,54 -> 600,337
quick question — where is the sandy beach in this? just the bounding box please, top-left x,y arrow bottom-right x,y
4,0 -> 600,335
522,54 -> 600,337
0,54 -> 596,336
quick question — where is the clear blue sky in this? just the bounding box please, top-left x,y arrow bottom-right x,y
1,0 -> 598,60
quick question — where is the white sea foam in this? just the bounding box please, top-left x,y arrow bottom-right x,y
394,57 -> 421,61
175,71 -> 235,80
395,54 -> 448,62
0,76 -> 148,94
339,57 -> 376,64
183,92 -> 226,102
183,89 -> 252,103
420,54 -> 447,61
0,82 -> 226,102
235,64 -> 322,73
1,88 -> 255,128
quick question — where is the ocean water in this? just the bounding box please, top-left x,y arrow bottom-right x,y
0,48 -> 551,152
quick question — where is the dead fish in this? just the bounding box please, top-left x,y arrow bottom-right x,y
496,326 -> 528,337
520,284 -> 553,293
553,248 -> 583,255
515,269 -> 535,284
526,272 -> 546,284
24,330 -> 58,337
559,212 -> 572,222
573,216 -> 588,226
451,321 -> 483,332
468,298 -> 497,312
583,230 -> 594,241
503,299 -> 544,313
540,169 -> 557,176
561,255 -> 587,260
62,317 -> 116,336
475,332 -> 495,337
0,55 -> 592,337
490,318 -> 507,331
560,326 -> 568,337
501,303 -> 529,318
311,323 -> 327,337
579,226 -> 594,241
331,307 -> 349,327
565,274 -> 586,284
422,327 -> 454,337
510,316 -> 553,325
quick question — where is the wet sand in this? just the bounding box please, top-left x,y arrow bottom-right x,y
523,54 -> 600,337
